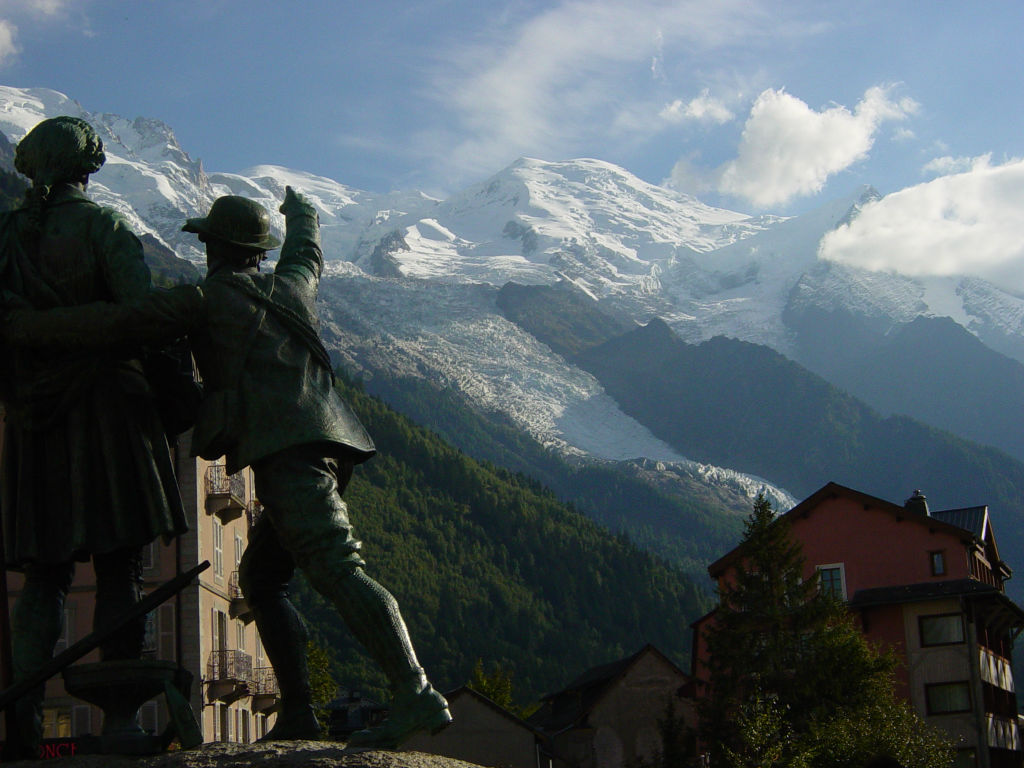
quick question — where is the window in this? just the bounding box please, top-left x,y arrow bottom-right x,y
54,602 -> 76,654
214,609 -> 228,651
930,550 -> 946,576
213,517 -> 224,580
817,564 -> 846,600
158,604 -> 176,661
141,540 -> 157,571
925,682 -> 972,715
142,611 -> 158,655
920,614 -> 965,647
236,620 -> 246,652
41,707 -> 71,738
71,705 -> 91,737
235,533 -> 244,569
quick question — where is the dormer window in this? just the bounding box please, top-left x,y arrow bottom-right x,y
930,550 -> 946,576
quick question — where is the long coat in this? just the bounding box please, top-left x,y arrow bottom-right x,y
188,201 -> 375,473
0,184 -> 187,565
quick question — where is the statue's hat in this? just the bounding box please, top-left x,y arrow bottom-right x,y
183,195 -> 281,251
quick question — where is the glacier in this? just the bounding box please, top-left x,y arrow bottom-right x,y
7,84 -> 1024,512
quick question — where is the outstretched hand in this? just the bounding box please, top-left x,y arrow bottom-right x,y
279,185 -> 314,217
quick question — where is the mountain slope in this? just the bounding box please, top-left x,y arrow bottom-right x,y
574,319 -> 1024,564
291,374 -> 708,703
818,315 -> 1024,462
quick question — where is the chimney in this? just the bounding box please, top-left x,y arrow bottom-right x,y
905,489 -> 930,517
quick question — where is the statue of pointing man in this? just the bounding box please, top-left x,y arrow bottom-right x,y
3,183 -> 451,749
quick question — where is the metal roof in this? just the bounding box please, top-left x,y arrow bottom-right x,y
932,506 -> 988,539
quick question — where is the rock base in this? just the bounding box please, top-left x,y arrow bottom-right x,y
6,741 -> 484,768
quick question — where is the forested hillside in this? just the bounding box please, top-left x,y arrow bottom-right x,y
363,370 -> 747,576
292,374 -> 708,706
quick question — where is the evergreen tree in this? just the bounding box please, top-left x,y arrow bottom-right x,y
699,493 -> 952,767
306,638 -> 338,736
468,659 -> 514,709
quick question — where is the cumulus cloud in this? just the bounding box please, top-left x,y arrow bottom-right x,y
660,89 -> 734,125
0,20 -> 18,67
819,156 -> 1024,293
922,153 -> 988,177
717,86 -> 918,208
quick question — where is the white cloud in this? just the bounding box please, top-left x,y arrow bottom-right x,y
819,156 -> 1024,293
0,0 -> 81,68
717,86 -> 918,208
660,89 -> 734,125
0,19 -> 18,67
922,153 -> 989,177
0,0 -> 70,16
430,0 -> 786,180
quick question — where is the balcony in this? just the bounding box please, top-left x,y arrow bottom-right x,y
250,667 -> 280,713
205,464 -> 246,522
227,571 -> 253,624
247,499 -> 264,528
206,649 -> 252,704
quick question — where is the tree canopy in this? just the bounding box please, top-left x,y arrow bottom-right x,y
699,494 -> 953,768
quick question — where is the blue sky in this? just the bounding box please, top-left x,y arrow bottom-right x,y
1,0 -> 1023,286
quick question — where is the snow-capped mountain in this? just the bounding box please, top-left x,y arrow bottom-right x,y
8,85 -> 1024,514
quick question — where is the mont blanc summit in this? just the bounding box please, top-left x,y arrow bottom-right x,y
5,84 -> 1024,516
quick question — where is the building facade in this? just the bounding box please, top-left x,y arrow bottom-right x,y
528,645 -> 695,768
692,482 -> 1024,768
0,412 -> 280,747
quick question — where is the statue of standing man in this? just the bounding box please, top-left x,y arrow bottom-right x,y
0,117 -> 188,758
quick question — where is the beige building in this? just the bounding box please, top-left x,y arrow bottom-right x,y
0,414 -> 280,746
528,645 -> 695,768
405,686 -> 549,768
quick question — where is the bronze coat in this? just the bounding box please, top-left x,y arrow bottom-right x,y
0,185 -> 187,565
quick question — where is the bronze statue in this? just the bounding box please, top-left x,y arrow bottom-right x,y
3,187 -> 452,748
0,116 -> 188,757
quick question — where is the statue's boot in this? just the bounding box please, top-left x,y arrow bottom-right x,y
321,568 -> 451,750
251,597 -> 322,741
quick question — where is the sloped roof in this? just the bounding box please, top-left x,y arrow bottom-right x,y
933,506 -> 988,539
528,644 -> 689,734
445,686 -> 545,735
849,578 -> 1002,607
708,482 -> 983,579
850,578 -> 1024,633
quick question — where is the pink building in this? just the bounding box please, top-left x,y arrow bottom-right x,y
692,482 -> 1024,768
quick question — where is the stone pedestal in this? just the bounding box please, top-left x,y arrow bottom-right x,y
62,659 -> 179,755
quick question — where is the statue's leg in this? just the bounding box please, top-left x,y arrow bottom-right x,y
253,448 -> 450,749
92,547 -> 145,660
238,516 -> 320,741
9,561 -> 74,759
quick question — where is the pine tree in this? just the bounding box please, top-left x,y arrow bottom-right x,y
699,493 -> 952,767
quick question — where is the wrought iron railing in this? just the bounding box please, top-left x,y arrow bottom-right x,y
228,571 -> 243,600
247,500 -> 264,527
206,464 -> 245,500
206,649 -> 252,683
251,666 -> 279,696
